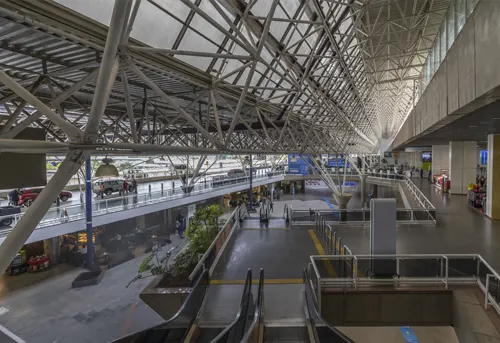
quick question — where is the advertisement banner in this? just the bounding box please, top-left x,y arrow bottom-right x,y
327,154 -> 349,167
288,154 -> 312,174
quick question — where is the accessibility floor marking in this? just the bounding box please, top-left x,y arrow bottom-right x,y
308,229 -> 337,277
210,279 -> 302,285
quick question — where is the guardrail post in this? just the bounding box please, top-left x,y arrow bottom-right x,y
444,256 -> 449,289
486,274 -> 491,310
161,183 -> 164,195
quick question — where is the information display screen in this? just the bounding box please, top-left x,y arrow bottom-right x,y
422,152 -> 432,162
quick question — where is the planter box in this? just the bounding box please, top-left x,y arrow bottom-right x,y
139,274 -> 191,320
71,269 -> 104,289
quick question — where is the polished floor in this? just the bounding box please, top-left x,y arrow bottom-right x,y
336,179 -> 500,270
1,179 -> 499,342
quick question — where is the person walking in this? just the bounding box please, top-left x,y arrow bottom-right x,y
9,189 -> 19,206
131,177 -> 138,193
122,179 -> 129,195
420,168 -> 424,179
270,201 -> 274,213
175,214 -> 185,238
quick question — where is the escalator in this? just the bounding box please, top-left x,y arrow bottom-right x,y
302,269 -> 354,343
112,269 -> 261,343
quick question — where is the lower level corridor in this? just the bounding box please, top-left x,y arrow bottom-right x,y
336,179 -> 500,270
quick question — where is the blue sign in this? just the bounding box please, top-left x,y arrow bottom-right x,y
400,327 -> 419,343
481,150 -> 488,165
327,154 -> 350,167
288,154 -> 312,174
342,181 -> 357,187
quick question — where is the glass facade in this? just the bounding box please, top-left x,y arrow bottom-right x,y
419,0 -> 478,96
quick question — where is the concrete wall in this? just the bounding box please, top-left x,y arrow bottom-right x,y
321,290 -> 453,326
432,145 -> 450,175
391,0 -> 500,150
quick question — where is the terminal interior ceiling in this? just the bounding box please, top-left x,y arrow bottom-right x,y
0,0 -> 449,157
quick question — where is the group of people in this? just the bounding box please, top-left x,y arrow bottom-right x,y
122,178 -> 138,195
258,196 -> 274,212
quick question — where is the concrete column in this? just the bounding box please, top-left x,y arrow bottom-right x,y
334,193 -> 352,222
360,174 -> 367,206
432,144 -> 450,176
486,135 -> 500,219
449,141 -> 477,194
44,237 -> 60,264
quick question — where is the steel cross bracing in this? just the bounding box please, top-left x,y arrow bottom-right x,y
0,0 -> 449,269
354,0 -> 450,139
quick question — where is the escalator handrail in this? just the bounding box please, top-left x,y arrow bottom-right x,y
209,269 -> 253,343
302,269 -> 354,343
110,268 -> 210,342
240,269 -> 264,343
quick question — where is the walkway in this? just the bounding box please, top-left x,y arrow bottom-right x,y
0,234 -> 186,343
0,173 -> 284,246
334,179 -> 500,270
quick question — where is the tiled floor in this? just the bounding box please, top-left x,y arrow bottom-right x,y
2,179 -> 500,342
0,234 -> 186,343
334,179 -> 500,270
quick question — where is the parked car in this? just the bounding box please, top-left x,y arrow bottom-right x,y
18,187 -> 72,207
0,206 -> 21,227
173,164 -> 187,170
92,178 -> 127,196
227,169 -> 246,178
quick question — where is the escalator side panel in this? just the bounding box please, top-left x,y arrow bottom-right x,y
302,269 -> 354,343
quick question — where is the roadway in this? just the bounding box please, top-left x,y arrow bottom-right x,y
0,166 -> 272,207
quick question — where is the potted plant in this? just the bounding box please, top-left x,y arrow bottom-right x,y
137,204 -> 222,319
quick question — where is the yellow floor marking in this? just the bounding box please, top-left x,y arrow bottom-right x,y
308,229 -> 337,277
210,278 -> 302,285
120,302 -> 137,337
237,227 -> 290,230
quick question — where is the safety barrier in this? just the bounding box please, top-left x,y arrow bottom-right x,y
189,204 -> 246,283
0,173 -> 283,233
291,207 -> 436,226
308,253 -> 500,317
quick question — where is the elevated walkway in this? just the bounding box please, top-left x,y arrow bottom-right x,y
0,173 -> 284,246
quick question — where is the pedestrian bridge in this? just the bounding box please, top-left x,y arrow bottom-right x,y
0,173 -> 284,246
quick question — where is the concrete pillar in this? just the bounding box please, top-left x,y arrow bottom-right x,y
486,135 -> 500,219
360,174 -> 367,206
334,193 -> 352,222
432,144 -> 450,176
44,237 -> 60,264
449,141 -> 477,194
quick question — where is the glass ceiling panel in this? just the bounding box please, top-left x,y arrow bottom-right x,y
130,1 -> 188,49
177,28 -> 221,71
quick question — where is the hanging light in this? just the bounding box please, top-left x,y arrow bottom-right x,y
95,157 -> 119,177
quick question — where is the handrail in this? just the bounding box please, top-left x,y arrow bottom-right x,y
0,172 -> 285,233
189,206 -> 240,282
308,253 -> 500,316
111,268 -> 210,342
303,269 -> 354,343
209,269 -> 254,343
240,269 -> 264,343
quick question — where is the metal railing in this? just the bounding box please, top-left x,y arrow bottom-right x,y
189,205 -> 244,283
0,172 -> 283,233
308,253 -> 500,316
284,169 -> 434,210
291,207 -> 436,226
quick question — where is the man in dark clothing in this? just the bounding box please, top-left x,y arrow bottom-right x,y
420,169 -> 424,179
131,178 -> 138,193
270,201 -> 274,212
9,189 -> 19,206
176,214 -> 185,238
